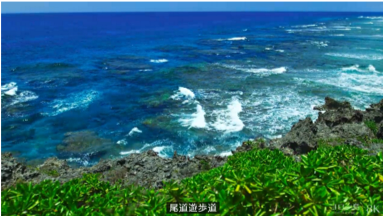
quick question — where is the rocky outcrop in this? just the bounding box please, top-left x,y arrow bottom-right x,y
2,97 -> 382,190
1,153 -> 40,189
268,97 -> 383,156
1,147 -> 231,190
364,99 -> 383,123
378,122 -> 383,139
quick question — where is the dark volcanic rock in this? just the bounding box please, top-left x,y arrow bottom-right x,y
269,117 -> 317,155
364,99 -> 383,123
267,97 -> 382,155
2,97 -> 382,191
1,145 -> 230,190
314,97 -> 352,111
1,153 -> 40,189
378,122 -> 383,139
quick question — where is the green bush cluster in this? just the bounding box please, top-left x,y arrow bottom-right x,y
41,169 -> 60,178
365,121 -> 378,136
2,145 -> 383,215
243,138 -> 266,149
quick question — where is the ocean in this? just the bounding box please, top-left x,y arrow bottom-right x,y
2,12 -> 383,166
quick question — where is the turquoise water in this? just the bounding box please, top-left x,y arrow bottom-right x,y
2,12 -> 383,165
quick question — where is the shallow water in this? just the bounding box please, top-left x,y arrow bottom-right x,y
2,12 -> 383,165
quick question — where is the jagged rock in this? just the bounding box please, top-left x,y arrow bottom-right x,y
1,153 -> 37,189
364,99 -> 383,123
315,107 -> 363,128
329,123 -> 374,138
2,97 -> 382,191
147,150 -> 158,157
314,97 -> 352,111
91,160 -> 112,173
270,117 -> 317,155
38,157 -> 69,172
378,122 -> 383,139
233,138 -> 265,154
268,97 -> 382,155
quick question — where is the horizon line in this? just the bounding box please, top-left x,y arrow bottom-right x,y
3,11 -> 383,15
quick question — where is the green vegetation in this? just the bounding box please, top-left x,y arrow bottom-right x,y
243,138 -> 266,149
365,121 -> 378,136
199,160 -> 211,171
317,138 -> 346,147
41,169 -> 60,178
2,145 -> 383,215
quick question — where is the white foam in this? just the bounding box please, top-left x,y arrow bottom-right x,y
139,69 -> 153,72
1,82 -> 17,91
179,87 -> 195,99
311,41 -> 329,48
227,37 -> 247,41
152,146 -> 173,158
342,65 -> 363,72
361,16 -> 383,20
202,146 -> 216,154
243,88 -> 322,137
330,34 -> 344,36
4,86 -> 18,96
286,27 -> 329,33
325,53 -> 383,60
211,98 -> 244,133
128,127 -> 142,136
368,65 -> 378,73
218,151 -> 233,157
331,26 -> 351,31
43,90 -> 100,116
2,82 -> 18,96
66,157 -> 89,166
171,87 -> 195,100
219,64 -> 287,76
275,49 -> 285,53
120,149 -> 141,155
179,104 -> 207,129
217,37 -> 247,41
266,134 -> 283,139
120,139 -> 174,158
150,59 -> 168,63
116,139 -> 128,145
15,91 -> 39,103
2,82 -> 39,108
246,67 -> 287,74
317,71 -> 383,95
344,64 -> 381,73
292,24 -> 317,28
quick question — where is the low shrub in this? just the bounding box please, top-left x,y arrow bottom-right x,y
2,145 -> 383,215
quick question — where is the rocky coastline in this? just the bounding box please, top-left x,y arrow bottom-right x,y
2,97 -> 383,190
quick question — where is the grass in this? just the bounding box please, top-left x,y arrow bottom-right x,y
2,144 -> 383,215
243,138 -> 266,148
365,121 -> 378,136
199,160 -> 211,171
41,169 -> 60,178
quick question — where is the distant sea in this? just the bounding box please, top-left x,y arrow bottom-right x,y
2,12 -> 383,165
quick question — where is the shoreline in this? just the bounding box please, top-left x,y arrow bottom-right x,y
2,96 -> 383,190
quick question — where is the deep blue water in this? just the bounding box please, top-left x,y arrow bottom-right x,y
2,12 -> 383,165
